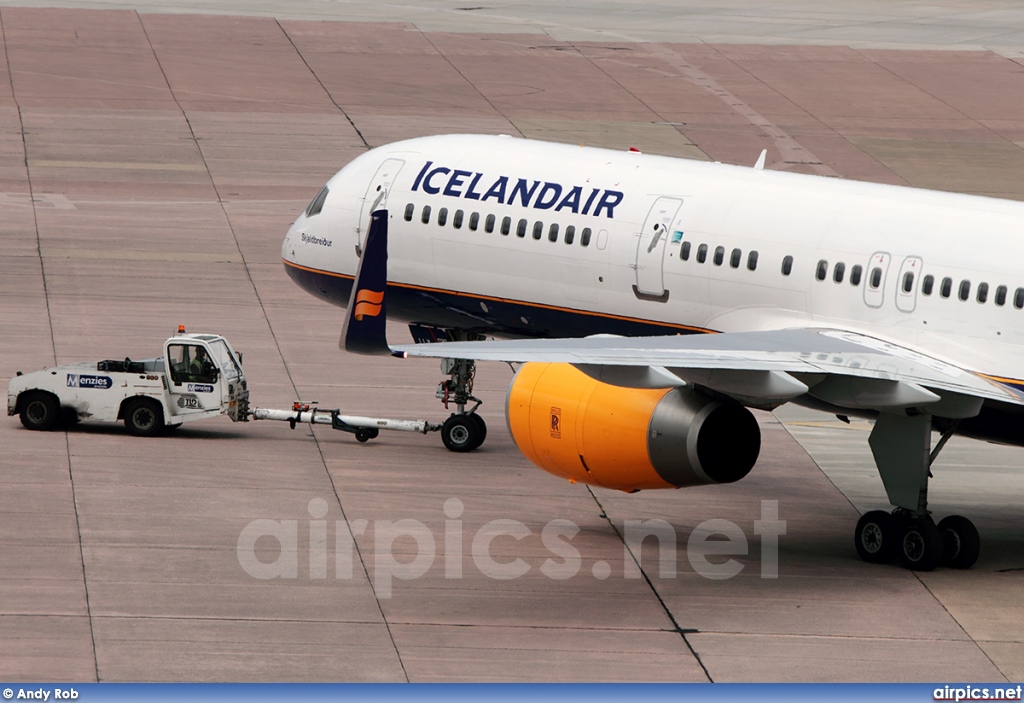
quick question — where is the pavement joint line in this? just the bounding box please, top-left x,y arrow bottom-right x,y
1,6 -> 102,683
275,19 -> 370,150
584,486 -> 714,682
850,46 -> 1013,151
415,28 -> 524,142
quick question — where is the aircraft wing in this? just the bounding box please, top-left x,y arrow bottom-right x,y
394,328 -> 1024,410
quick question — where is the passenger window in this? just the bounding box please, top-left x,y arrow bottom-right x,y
698,244 -> 708,264
548,223 -> 559,242
834,262 -> 845,283
453,210 -> 464,229
1016,288 -> 1024,309
996,285 -> 1007,306
581,227 -> 592,247
438,208 -> 448,226
517,219 -> 527,238
902,271 -> 914,293
959,280 -> 971,301
977,282 -> 989,304
501,216 -> 511,236
485,214 -> 495,233
421,205 -> 432,224
469,212 -> 479,231
681,241 -> 691,261
730,248 -> 741,268
404,203 -> 414,222
940,277 -> 952,298
564,225 -> 575,245
922,274 -> 934,295
850,264 -> 862,286
816,260 -> 828,282
747,250 -> 758,271
781,255 -> 793,276
714,246 -> 725,266
532,221 -> 543,240
869,267 -> 882,289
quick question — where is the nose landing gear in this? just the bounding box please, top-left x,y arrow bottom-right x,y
437,356 -> 487,452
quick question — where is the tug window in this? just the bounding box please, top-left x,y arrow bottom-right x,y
781,255 -> 793,276
564,225 -> 575,245
404,203 -> 414,222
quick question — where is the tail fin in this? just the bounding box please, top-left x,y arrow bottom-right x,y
341,209 -> 393,355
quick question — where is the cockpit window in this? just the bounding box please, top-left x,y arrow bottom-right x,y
305,186 -> 329,218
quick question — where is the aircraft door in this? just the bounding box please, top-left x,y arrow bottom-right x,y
357,158 -> 405,250
863,251 -> 891,309
634,197 -> 683,301
895,256 -> 923,313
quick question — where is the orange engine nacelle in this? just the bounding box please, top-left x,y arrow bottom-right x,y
506,362 -> 761,492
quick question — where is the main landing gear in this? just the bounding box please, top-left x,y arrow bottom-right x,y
853,412 -> 980,571
436,357 -> 487,452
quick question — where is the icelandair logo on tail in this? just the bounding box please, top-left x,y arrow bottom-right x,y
411,161 -> 624,219
353,289 -> 384,320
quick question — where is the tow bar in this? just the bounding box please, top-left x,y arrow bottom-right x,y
249,402 -> 441,443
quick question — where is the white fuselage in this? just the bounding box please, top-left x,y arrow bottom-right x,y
282,134 -> 1024,386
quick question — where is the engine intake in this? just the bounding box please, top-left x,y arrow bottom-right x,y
506,363 -> 760,492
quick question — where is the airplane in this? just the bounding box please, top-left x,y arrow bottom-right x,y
280,133 -> 1024,573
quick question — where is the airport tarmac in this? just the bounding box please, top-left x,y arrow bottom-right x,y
2,1 -> 1024,683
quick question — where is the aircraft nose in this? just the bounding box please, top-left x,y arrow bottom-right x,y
282,219 -> 301,264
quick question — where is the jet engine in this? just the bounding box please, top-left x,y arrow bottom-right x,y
506,363 -> 761,492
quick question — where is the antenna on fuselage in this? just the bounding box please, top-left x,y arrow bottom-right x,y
754,149 -> 767,171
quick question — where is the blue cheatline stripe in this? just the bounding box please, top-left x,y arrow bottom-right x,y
0,683 -> 1017,702
283,259 -> 713,339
